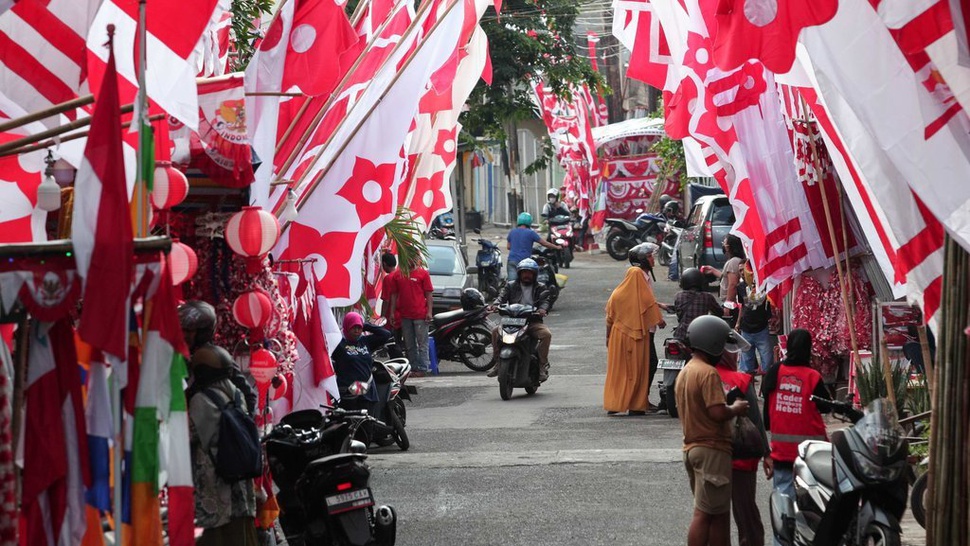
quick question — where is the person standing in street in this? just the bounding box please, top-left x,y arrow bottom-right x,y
761,329 -> 830,546
672,268 -> 724,342
716,359 -> 769,546
379,252 -> 404,357
507,212 -> 561,279
675,315 -> 751,546
388,258 -> 434,377
182,304 -> 259,546
735,261 -> 775,375
703,234 -> 745,321
604,243 -> 667,415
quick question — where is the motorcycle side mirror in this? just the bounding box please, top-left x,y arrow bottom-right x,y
467,265 -> 479,274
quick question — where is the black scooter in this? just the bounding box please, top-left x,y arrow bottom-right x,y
771,397 -> 909,546
531,246 -> 561,311
473,230 -> 503,300
339,357 -> 414,451
493,304 -> 542,401
265,408 -> 397,546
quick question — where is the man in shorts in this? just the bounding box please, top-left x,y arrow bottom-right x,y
675,315 -> 751,546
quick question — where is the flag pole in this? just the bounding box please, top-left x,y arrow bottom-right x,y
286,0 -> 463,219
798,97 -> 864,395
134,0 -> 149,238
271,0 -> 428,193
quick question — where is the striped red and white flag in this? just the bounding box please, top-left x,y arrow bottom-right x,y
71,34 -> 133,361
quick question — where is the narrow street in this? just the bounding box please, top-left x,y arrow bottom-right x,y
367,243 -> 754,545
365,238 -> 926,545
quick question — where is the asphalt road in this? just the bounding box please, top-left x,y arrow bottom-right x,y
364,237 -> 925,546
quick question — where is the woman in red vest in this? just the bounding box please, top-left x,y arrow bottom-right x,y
761,329 -> 830,546
716,356 -> 769,546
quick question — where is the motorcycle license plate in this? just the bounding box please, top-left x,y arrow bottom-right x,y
657,358 -> 687,370
502,317 -> 527,326
325,488 -> 374,515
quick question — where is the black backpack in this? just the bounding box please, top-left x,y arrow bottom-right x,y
202,386 -> 263,482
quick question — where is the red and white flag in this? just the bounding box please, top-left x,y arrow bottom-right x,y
0,0 -> 100,127
280,0 -> 359,96
799,0 -> 970,255
0,136 -> 47,244
196,0 -> 232,78
71,37 -> 133,361
953,0 -> 970,67
275,0 -> 467,306
193,73 -> 254,187
85,0 -> 221,130
611,0 -> 672,89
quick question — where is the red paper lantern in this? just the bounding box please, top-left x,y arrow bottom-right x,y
151,161 -> 189,210
232,290 -> 273,334
168,240 -> 198,286
225,206 -> 280,272
249,348 -> 278,388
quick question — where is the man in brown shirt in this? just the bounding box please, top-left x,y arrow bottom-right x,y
675,315 -> 750,546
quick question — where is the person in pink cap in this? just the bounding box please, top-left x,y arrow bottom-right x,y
332,312 -> 392,405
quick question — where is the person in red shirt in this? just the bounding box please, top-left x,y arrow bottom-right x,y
716,356 -> 769,546
379,253 -> 404,356
387,258 -> 434,377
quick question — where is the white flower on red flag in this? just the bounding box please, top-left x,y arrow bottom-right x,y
709,0 -> 838,73
335,158 -> 398,226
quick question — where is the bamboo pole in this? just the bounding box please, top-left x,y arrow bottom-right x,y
289,0 -> 462,219
0,104 -> 135,156
0,94 -> 95,134
797,107 -> 863,386
918,324 -> 935,397
271,0 -> 437,211
0,113 -> 165,158
11,316 -> 29,507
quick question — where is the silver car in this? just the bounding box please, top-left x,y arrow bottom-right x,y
426,239 -> 472,314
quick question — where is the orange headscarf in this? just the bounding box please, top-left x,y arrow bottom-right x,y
605,266 -> 663,340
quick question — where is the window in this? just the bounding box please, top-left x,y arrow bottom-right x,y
426,245 -> 463,276
710,201 -> 735,225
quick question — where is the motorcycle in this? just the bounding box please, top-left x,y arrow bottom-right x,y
265,407 -> 398,546
493,304 -> 543,401
531,246 -> 561,311
770,397 -> 909,546
604,209 -> 667,261
656,337 -> 690,418
339,356 -> 415,451
474,232 -> 504,300
547,214 -> 574,269
657,218 -> 683,267
429,297 -> 495,372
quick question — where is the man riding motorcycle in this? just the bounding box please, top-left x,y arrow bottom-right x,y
542,188 -> 571,221
486,258 -> 553,382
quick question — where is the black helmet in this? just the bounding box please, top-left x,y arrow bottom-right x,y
680,268 -> 705,291
687,315 -> 750,357
629,242 -> 658,268
460,288 -> 486,310
178,300 -> 216,346
663,200 -> 680,217
658,194 -> 673,208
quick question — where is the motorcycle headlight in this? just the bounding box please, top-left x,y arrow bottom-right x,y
852,451 -> 906,483
556,238 -> 567,246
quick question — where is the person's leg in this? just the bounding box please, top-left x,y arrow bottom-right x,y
772,463 -> 795,546
739,330 -> 758,373
732,469 -> 764,546
687,510 -> 713,546
529,323 -> 552,380
401,319 -> 420,371
753,328 -> 773,374
414,319 -> 430,372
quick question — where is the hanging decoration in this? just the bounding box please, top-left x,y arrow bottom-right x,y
168,240 -> 198,286
249,347 -> 278,409
224,206 -> 280,273
150,161 -> 189,210
232,289 -> 273,340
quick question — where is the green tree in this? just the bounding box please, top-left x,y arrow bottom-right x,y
459,0 -> 603,173
230,0 -> 275,71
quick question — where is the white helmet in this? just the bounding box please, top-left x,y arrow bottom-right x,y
546,188 -> 559,199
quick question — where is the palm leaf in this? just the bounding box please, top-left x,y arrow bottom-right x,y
383,207 -> 429,275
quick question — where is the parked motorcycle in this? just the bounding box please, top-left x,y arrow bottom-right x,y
605,210 -> 667,261
770,397 -> 909,546
492,304 -> 543,400
548,214 -> 574,269
265,407 -> 397,546
339,356 -> 415,451
429,211 -> 455,240
657,218 -> 683,267
429,288 -> 495,372
531,246 -> 561,311
474,232 -> 504,300
656,337 -> 690,418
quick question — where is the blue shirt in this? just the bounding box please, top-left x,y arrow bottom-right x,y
507,226 -> 541,264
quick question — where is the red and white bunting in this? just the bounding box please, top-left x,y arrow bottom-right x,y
196,0 -> 232,78
611,0 -> 672,90
0,134 -> 47,243
85,0 -> 220,130
274,0 -> 467,306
